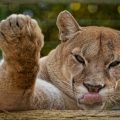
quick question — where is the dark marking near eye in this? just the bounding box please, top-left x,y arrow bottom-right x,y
72,78 -> 75,93
71,52 -> 85,64
108,61 -> 120,69
74,55 -> 85,64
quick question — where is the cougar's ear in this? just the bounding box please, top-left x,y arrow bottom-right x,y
56,10 -> 81,42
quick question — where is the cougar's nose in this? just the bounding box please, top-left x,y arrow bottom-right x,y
83,82 -> 105,93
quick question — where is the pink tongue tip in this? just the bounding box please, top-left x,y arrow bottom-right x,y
81,93 -> 102,105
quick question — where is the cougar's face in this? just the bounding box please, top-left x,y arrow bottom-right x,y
56,11 -> 120,110
65,27 -> 120,110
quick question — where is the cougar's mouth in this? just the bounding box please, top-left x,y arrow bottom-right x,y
72,79 -> 105,109
77,93 -> 104,109
79,93 -> 102,105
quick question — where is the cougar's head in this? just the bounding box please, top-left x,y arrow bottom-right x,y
48,10 -> 120,110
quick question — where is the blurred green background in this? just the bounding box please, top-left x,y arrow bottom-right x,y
0,0 -> 120,57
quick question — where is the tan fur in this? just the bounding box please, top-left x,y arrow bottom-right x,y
0,11 -> 119,111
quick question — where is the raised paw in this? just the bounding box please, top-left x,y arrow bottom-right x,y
0,14 -> 44,53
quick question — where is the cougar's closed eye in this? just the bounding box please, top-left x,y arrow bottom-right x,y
71,53 -> 85,65
108,60 -> 120,69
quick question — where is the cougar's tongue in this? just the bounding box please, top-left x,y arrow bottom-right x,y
80,93 -> 102,105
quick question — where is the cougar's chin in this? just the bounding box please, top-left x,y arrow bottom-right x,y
77,102 -> 105,110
